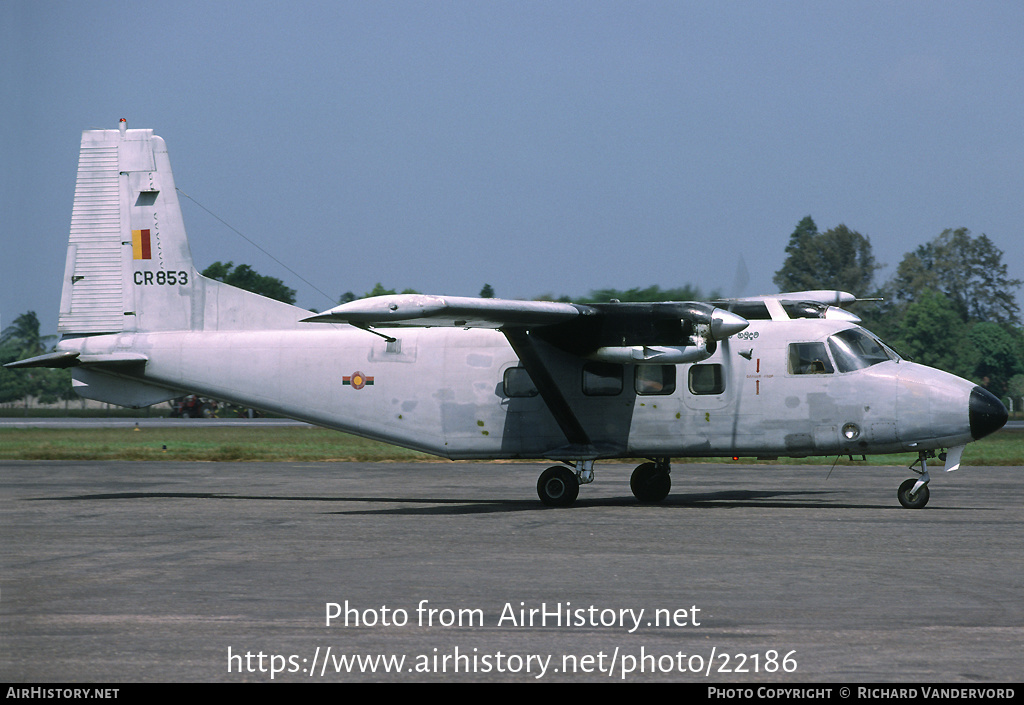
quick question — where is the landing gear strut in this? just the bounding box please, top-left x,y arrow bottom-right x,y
631,458 -> 672,503
897,451 -> 933,509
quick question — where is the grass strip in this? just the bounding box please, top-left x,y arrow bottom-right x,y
0,426 -> 1020,465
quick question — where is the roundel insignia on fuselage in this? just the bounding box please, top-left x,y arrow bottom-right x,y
343,371 -> 374,389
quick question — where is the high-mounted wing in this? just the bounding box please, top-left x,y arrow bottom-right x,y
740,290 -> 856,305
303,294 -> 749,362
302,294 -> 587,328
716,290 -> 862,323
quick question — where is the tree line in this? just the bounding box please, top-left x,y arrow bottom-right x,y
4,224 -> 1022,407
773,218 -> 1022,400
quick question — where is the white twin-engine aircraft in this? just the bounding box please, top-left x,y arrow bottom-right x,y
8,124 -> 1008,508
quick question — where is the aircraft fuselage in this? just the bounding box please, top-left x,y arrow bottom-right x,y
60,317 -> 988,462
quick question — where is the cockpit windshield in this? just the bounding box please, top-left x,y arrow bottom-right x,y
827,328 -> 895,373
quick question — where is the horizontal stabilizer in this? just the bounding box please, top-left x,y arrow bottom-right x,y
4,351 -> 82,369
4,351 -> 149,369
303,294 -> 587,328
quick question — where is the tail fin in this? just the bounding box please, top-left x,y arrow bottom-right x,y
58,122 -> 303,334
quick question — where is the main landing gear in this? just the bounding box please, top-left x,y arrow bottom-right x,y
630,458 -> 672,503
897,450 -> 935,509
537,465 -> 580,507
536,458 -> 673,507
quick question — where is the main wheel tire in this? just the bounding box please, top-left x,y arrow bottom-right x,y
537,466 -> 579,507
631,462 -> 671,503
897,478 -> 930,509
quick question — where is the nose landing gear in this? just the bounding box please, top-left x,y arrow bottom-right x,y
897,451 -> 934,509
897,477 -> 930,509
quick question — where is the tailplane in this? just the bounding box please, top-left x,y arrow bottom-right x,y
58,121 -> 303,334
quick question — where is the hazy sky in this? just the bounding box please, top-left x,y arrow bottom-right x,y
3,1 -> 1023,334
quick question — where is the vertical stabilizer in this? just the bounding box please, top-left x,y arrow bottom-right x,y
57,123 -> 304,334
59,125 -> 195,333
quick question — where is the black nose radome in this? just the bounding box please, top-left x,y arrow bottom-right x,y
970,386 -> 1008,440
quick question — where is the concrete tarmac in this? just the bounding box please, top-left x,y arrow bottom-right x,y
2,460 -> 1021,683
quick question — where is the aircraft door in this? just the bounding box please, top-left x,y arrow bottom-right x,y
680,343 -> 771,454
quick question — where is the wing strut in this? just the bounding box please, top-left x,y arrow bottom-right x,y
502,328 -> 591,449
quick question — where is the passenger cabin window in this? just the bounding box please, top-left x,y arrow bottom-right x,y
788,342 -> 834,375
583,362 -> 623,396
503,367 -> 538,397
635,365 -> 676,395
827,329 -> 892,373
689,364 -> 724,395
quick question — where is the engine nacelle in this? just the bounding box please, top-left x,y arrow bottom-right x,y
587,343 -> 714,365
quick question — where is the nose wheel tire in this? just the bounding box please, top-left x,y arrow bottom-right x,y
537,466 -> 579,507
897,478 -> 930,509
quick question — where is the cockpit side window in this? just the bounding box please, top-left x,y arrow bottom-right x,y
788,342 -> 834,375
827,329 -> 892,373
